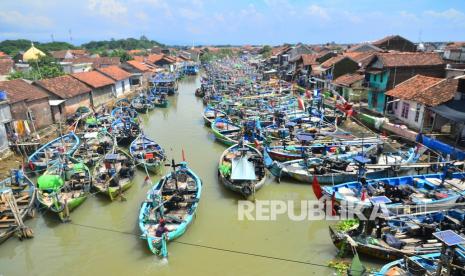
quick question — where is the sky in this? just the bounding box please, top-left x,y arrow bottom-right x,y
0,0 -> 464,46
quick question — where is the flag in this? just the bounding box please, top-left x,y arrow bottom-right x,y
297,97 -> 305,111
182,149 -> 186,161
312,175 -> 323,199
361,188 -> 367,201
331,191 -> 336,216
305,89 -> 312,99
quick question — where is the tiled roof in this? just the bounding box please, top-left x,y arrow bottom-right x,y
343,52 -> 376,68
385,75 -> 458,106
71,71 -> 115,88
62,57 -> 120,68
0,59 -> 14,75
132,56 -> 145,62
333,73 -> 364,87
0,79 -> 49,103
376,52 -> 444,67
0,51 -> 8,58
320,55 -> 352,69
125,60 -> 150,72
35,75 -> 91,99
300,54 -> 319,66
50,50 -> 70,59
97,65 -> 131,81
372,35 -> 406,46
146,54 -> 164,64
346,43 -> 382,53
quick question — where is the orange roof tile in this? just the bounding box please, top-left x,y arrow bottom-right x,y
126,60 -> 150,72
333,73 -> 364,87
97,65 -> 131,81
71,71 -> 115,88
0,79 -> 49,103
35,75 -> 91,99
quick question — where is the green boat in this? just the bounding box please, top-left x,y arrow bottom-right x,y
36,157 -> 91,222
129,134 -> 166,175
93,148 -> 135,200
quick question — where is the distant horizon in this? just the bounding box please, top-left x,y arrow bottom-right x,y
1,0 -> 464,46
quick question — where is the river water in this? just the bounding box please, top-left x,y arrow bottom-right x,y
0,75 -> 347,276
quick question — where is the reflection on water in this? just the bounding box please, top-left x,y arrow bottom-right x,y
0,75 -> 343,276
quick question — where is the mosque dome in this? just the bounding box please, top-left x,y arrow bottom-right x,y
23,43 -> 46,62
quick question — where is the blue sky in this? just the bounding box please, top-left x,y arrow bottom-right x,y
0,0 -> 464,45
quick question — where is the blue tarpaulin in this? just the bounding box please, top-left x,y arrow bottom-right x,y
417,134 -> 465,161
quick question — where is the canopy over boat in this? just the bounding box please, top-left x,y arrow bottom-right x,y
231,156 -> 256,180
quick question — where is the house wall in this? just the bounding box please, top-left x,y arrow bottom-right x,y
114,81 -> 124,97
0,102 -> 12,152
386,66 -> 445,90
391,99 -> 424,130
367,70 -> 390,113
64,93 -> 91,115
375,37 -> 416,52
332,59 -> 359,79
10,98 -> 53,129
91,86 -> 114,107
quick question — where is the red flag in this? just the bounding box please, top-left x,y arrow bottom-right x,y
182,149 -> 186,161
361,189 -> 367,201
331,191 -> 336,216
312,175 -> 323,199
305,89 -> 312,99
297,97 -> 306,111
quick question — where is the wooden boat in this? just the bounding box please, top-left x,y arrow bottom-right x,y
131,95 -> 152,113
202,106 -> 226,126
211,118 -> 264,147
273,146 -> 425,185
72,131 -> 115,167
0,169 -> 36,244
151,75 -> 178,96
28,132 -> 80,172
323,172 -> 465,210
111,106 -> 139,120
139,161 -> 202,257
93,149 -> 135,200
36,157 -> 91,222
130,134 -> 166,174
153,93 -> 168,108
110,118 -> 141,146
218,143 -> 266,198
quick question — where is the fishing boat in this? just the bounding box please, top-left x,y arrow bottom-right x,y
110,118 -> 141,146
93,149 -> 135,200
211,118 -> 264,147
131,95 -> 153,113
330,209 -> 465,262
111,106 -> 139,120
202,106 -> 227,126
323,171 -> 465,211
272,145 -> 425,185
28,132 -> 80,172
218,143 -> 267,198
72,131 -> 115,167
130,134 -> 166,174
151,75 -> 178,96
0,169 -> 36,243
153,93 -> 168,108
36,156 -> 91,222
139,161 -> 202,257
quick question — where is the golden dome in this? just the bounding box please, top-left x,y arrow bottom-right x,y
23,43 -> 45,61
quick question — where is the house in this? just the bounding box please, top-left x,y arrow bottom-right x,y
317,55 -> 359,81
332,73 -> 366,102
97,66 -> 132,97
371,35 -> 416,52
346,43 -> 382,53
385,75 -> 463,146
343,52 -> 377,72
71,71 -> 115,107
0,79 -> 53,129
0,59 -> 14,81
443,42 -> 465,63
365,52 -> 445,113
122,60 -> 153,86
62,57 -> 121,70
0,98 -> 12,154
287,44 -> 314,61
35,75 -> 92,118
50,49 -> 89,61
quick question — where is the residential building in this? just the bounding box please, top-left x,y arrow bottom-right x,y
365,52 -> 445,113
122,60 -> 153,86
332,73 -> 366,102
35,75 -> 92,118
0,79 -> 53,129
0,59 -> 14,81
71,71 -> 116,107
371,35 -> 416,52
443,42 -> 465,62
97,66 -> 132,97
0,99 -> 12,154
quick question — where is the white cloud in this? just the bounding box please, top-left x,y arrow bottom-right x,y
424,8 -> 465,22
399,10 -> 419,21
306,4 -> 329,21
0,10 -> 53,29
134,0 -> 172,17
135,11 -> 148,21
179,8 -> 202,20
87,0 -> 127,18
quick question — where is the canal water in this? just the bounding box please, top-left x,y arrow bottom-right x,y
0,76 -> 346,275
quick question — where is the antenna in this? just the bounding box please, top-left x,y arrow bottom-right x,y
51,34 -> 55,42
68,29 -> 73,42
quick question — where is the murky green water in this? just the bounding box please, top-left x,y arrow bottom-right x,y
0,76 -> 347,276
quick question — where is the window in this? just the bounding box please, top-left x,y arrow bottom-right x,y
380,73 -> 383,83
401,102 -> 410,119
394,101 -> 398,110
414,103 -> 421,122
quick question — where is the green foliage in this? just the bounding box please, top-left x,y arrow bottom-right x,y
8,55 -> 64,81
82,37 -> 163,51
335,219 -> 359,232
0,39 -> 76,56
108,49 -> 133,62
260,45 -> 272,58
200,48 -> 236,63
328,260 -> 350,276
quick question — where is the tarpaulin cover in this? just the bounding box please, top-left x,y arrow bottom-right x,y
417,134 -> 465,161
231,157 -> 256,180
38,175 -> 64,191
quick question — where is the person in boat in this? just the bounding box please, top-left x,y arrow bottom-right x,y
12,166 -> 24,185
